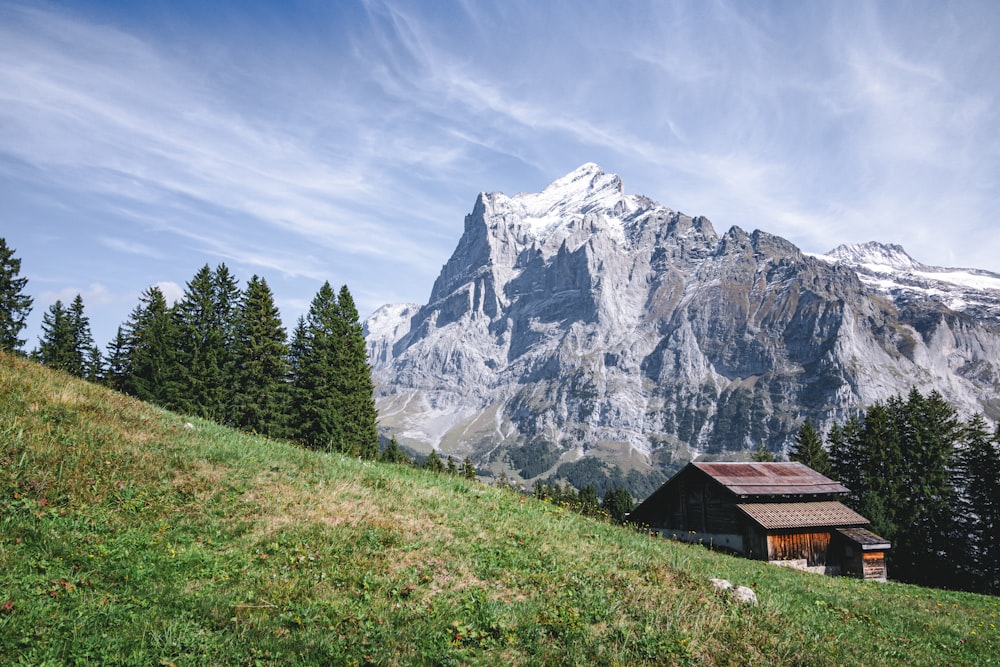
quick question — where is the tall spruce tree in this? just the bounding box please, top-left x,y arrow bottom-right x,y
288,283 -> 379,457
122,286 -> 179,406
956,415 -> 1000,593
212,264 -> 241,411
789,420 -> 831,476
333,285 -> 379,459
0,238 -> 32,353
230,275 -> 288,436
289,282 -> 345,451
828,416 -> 864,502
104,326 -> 130,392
36,299 -> 78,373
172,265 -> 234,421
68,294 -> 99,379
84,342 -> 104,383
36,294 -> 97,379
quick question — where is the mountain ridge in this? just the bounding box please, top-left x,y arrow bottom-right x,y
366,165 -> 1000,484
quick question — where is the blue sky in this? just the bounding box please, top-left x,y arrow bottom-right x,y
2,0 -> 999,350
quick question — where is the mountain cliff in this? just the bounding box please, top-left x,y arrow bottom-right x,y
366,164 -> 1000,485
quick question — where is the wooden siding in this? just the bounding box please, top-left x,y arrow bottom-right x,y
766,530 -> 832,566
862,552 -> 887,581
629,467 -> 740,534
744,526 -> 769,561
681,477 -> 740,534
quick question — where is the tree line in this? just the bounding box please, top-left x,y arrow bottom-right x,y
780,390 -> 1000,595
0,238 -> 378,458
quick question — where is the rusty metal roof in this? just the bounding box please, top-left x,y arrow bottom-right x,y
693,462 -> 848,497
836,527 -> 891,550
737,501 -> 868,530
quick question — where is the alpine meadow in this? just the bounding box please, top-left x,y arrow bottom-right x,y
2,352 -> 1000,666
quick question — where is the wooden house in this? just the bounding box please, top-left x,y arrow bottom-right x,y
627,462 -> 890,581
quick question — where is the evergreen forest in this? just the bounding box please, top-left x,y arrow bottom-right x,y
1,236 -> 378,459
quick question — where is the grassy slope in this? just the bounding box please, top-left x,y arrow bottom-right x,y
1,353 -> 998,666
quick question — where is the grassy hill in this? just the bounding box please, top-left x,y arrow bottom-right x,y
1,352 -> 998,666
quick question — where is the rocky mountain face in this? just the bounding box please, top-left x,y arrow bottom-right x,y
366,164 -> 1000,485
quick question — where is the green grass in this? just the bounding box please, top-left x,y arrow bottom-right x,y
1,352 -> 998,666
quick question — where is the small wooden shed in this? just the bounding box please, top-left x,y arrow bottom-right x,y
627,462 -> 890,580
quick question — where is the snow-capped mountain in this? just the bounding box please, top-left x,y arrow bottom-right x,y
366,165 -> 1000,485
818,242 -> 1000,323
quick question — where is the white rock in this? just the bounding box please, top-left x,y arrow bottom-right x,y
709,578 -> 733,591
733,586 -> 758,606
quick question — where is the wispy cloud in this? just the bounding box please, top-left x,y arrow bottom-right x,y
3,0 -> 999,347
0,3 -> 460,280
99,237 -> 164,259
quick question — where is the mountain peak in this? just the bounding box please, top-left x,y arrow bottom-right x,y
826,242 -> 922,272
506,164 -> 634,240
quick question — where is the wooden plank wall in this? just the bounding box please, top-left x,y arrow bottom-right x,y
862,552 -> 887,580
682,477 -> 740,534
767,531 -> 832,566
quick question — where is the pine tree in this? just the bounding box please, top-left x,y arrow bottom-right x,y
380,436 -> 410,465
68,294 -> 97,378
830,390 -> 962,588
84,344 -> 104,383
423,449 -> 444,473
956,415 -> 1000,593
333,285 -> 379,459
603,487 -> 633,523
289,283 -> 344,450
213,264 -> 241,416
288,282 -> 379,458
172,265 -> 236,421
855,400 -> 904,541
789,420 -> 831,476
36,299 -> 77,373
122,286 -> 179,406
35,294 -> 97,379
104,326 -> 130,392
229,275 -> 288,436
460,457 -> 476,480
0,238 -> 32,353
750,442 -> 775,462
828,417 -> 863,502
894,389 -> 960,587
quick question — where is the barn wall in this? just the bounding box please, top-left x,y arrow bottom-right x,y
681,475 -> 740,534
766,530 -> 832,566
744,525 -> 769,561
841,546 -> 863,578
862,552 -> 888,581
629,468 -> 741,534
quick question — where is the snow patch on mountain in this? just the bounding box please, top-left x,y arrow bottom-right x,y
496,163 -> 643,244
818,242 -> 1000,322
